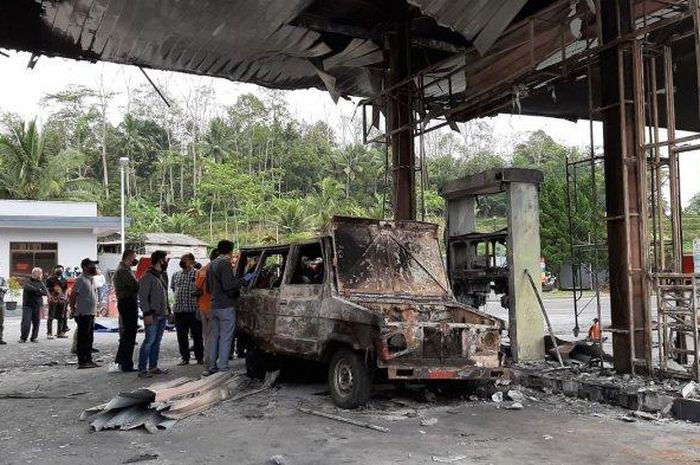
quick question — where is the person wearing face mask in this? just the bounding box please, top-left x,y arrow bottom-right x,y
137,250 -> 171,378
171,253 -> 203,365
69,258 -> 100,369
113,249 -> 140,372
45,265 -> 68,339
20,267 -> 48,343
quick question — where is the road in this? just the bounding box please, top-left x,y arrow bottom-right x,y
0,302 -> 698,464
485,293 -> 612,338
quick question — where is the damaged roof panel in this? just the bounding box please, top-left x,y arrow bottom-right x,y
407,0 -> 528,54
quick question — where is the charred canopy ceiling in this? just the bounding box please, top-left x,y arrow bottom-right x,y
0,1 -> 554,100
0,1 -> 698,130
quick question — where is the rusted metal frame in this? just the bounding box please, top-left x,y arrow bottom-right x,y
632,40 -> 654,371
642,133 -> 700,150
565,155 -> 581,336
359,0 -> 587,127
586,62 -> 605,367
617,42 -> 638,374
369,1 -> 687,142
664,46 -> 683,272
386,12 -> 415,221
647,54 -> 665,271
446,10 -> 691,125
692,275 -> 700,380
657,276 -> 667,370
418,75 -> 427,222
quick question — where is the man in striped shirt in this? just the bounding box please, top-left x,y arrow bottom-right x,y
171,253 -> 203,365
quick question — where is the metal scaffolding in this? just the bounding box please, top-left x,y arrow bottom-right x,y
359,0 -> 700,378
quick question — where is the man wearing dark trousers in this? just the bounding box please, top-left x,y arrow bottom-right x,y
45,265 -> 68,339
20,268 -> 47,343
70,258 -> 99,369
171,253 -> 203,365
113,249 -> 140,372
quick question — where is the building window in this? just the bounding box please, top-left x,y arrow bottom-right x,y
10,242 -> 58,280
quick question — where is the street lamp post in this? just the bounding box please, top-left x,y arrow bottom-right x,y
119,157 -> 129,254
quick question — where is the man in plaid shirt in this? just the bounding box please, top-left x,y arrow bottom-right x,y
171,253 -> 204,365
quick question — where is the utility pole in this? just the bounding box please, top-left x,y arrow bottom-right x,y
119,157 -> 130,254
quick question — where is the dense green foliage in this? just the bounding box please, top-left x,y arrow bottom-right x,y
0,83 -> 659,274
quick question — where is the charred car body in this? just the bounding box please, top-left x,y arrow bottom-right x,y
236,217 -> 504,408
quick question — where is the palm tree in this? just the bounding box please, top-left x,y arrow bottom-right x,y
272,198 -> 310,236
0,120 -> 96,200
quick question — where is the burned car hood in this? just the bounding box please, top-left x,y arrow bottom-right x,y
332,216 -> 451,300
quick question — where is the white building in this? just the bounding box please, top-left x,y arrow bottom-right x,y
0,200 -> 124,279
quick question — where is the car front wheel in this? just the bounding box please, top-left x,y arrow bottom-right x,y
328,348 -> 371,409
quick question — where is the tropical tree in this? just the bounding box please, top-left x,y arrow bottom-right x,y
0,120 -> 96,200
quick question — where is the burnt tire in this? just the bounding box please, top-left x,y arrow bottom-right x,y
245,348 -> 266,380
328,348 -> 371,409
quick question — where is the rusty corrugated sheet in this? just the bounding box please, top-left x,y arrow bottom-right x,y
26,0 -> 333,90
407,0 -> 528,54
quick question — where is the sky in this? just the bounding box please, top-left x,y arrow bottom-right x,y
1,49 -> 699,206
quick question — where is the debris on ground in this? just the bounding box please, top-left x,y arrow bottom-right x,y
82,370 -> 279,433
506,390 -> 525,403
420,417 -> 438,426
681,381 -> 698,399
123,453 -> 159,464
268,455 -> 288,465
631,410 -> 659,421
491,392 -> 503,403
298,407 -> 390,433
495,378 -> 511,387
431,455 -> 468,463
505,402 -> 524,410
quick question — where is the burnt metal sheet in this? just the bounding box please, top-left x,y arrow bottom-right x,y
407,0 -> 528,54
7,0 -> 330,90
332,217 -> 451,299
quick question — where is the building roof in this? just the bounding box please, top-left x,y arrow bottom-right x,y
0,215 -> 126,236
141,233 -> 209,247
100,233 -> 208,247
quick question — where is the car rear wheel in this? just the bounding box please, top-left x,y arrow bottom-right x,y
245,347 -> 266,380
328,348 -> 371,409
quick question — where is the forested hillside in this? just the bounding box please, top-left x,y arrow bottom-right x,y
1,82 -> 672,274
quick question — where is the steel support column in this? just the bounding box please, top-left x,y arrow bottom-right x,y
386,6 -> 416,221
600,0 -> 652,374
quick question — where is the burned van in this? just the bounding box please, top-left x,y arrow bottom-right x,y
236,216 -> 504,408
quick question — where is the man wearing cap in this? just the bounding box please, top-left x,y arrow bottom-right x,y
137,250 -> 171,378
171,253 -> 203,365
69,258 -> 100,369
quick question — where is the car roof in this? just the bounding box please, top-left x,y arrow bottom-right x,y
239,236 -> 330,254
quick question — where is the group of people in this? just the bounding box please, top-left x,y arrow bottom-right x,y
113,239 -> 246,378
0,259 -> 105,368
0,238 -> 247,376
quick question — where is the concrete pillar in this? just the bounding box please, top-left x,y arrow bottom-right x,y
446,197 -> 476,237
506,182 -> 545,362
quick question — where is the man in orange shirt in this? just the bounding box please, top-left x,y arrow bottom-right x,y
587,318 -> 602,342
195,249 -> 218,363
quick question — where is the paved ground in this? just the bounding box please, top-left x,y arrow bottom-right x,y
1,302 -> 699,465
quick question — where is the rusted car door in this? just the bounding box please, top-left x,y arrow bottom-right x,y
273,241 -> 326,356
239,247 -> 289,348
